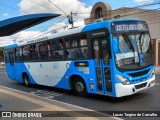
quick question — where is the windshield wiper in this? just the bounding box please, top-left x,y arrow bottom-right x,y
122,33 -> 134,52
122,33 -> 138,65
138,32 -> 144,54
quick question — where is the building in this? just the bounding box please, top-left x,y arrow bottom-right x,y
84,2 -> 160,66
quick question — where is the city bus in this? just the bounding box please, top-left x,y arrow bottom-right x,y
4,18 -> 155,97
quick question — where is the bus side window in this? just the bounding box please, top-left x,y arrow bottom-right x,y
32,44 -> 38,61
80,37 -> 88,58
65,38 -> 71,59
23,45 -> 31,61
39,42 -> 47,60
19,47 -> 23,61
51,39 -> 64,60
9,52 -> 14,65
54,52 -> 61,59
73,34 -> 88,59
65,34 -> 88,59
71,39 -> 78,58
47,41 -> 52,60
102,37 -> 110,65
51,40 -> 56,60
58,39 -> 63,49
57,39 -> 64,59
4,50 -> 9,63
15,47 -> 22,62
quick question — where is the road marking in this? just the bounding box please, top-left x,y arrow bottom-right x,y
0,86 -> 69,111
30,89 -> 68,99
0,85 -> 122,120
36,89 -> 67,96
0,85 -> 92,111
0,86 -> 102,119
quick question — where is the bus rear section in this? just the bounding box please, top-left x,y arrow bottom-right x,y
4,45 -> 17,81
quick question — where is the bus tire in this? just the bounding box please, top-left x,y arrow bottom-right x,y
72,78 -> 87,96
23,73 -> 30,87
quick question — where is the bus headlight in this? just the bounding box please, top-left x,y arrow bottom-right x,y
150,69 -> 155,78
116,75 -> 130,85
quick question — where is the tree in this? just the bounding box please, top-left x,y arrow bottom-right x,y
0,47 -> 4,62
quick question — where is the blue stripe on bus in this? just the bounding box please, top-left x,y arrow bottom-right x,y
6,60 -> 98,94
55,60 -> 97,94
4,44 -> 17,49
6,62 -> 37,84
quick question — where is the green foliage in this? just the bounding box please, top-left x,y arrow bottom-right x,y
0,47 -> 4,62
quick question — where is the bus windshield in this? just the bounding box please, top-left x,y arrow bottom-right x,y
113,32 -> 153,70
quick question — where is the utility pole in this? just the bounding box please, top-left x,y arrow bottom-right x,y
71,12 -> 74,28
68,12 -> 74,28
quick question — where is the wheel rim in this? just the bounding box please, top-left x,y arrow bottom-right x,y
24,76 -> 29,86
75,81 -> 84,92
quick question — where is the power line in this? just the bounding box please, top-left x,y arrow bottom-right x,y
74,2 -> 160,14
0,1 -> 159,43
84,8 -> 160,21
19,15 -> 68,41
48,0 -> 68,16
27,0 -> 58,12
11,6 -> 160,42
111,0 -> 160,8
0,0 -> 70,42
80,7 -> 160,21
0,0 -> 64,15
0,2 -> 29,14
1,1 -> 158,21
21,9 -> 160,42
1,1 -> 159,16
48,0 -> 75,27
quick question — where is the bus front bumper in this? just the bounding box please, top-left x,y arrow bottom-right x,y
115,76 -> 155,97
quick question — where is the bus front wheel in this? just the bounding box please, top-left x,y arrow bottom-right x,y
72,78 -> 87,96
23,74 -> 30,87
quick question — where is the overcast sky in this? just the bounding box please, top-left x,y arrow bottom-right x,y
0,0 -> 159,47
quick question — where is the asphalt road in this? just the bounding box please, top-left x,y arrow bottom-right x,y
0,68 -> 159,120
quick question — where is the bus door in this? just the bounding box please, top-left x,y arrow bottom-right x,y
92,37 -> 112,95
8,50 -> 16,80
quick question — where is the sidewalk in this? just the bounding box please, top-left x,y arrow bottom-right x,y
0,66 -> 5,69
0,86 -> 118,120
155,65 -> 160,74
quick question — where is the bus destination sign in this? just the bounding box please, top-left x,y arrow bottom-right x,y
116,24 -> 139,31
111,21 -> 149,33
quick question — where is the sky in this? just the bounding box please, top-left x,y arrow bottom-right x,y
0,0 -> 159,47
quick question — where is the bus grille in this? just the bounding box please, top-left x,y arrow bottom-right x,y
135,82 -> 147,89
128,69 -> 150,77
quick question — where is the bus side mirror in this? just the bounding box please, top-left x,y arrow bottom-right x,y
113,38 -> 120,54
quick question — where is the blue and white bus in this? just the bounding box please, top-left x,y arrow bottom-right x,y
4,18 -> 155,97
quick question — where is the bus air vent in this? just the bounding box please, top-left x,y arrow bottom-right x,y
128,69 -> 150,77
135,82 -> 147,89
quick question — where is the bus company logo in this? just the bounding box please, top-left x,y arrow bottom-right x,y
2,112 -> 11,117
140,77 -> 143,81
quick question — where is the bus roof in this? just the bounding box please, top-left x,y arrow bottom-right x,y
4,18 -> 144,48
82,18 -> 143,32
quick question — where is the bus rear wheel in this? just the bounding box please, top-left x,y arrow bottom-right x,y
72,78 -> 87,96
23,74 -> 30,87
